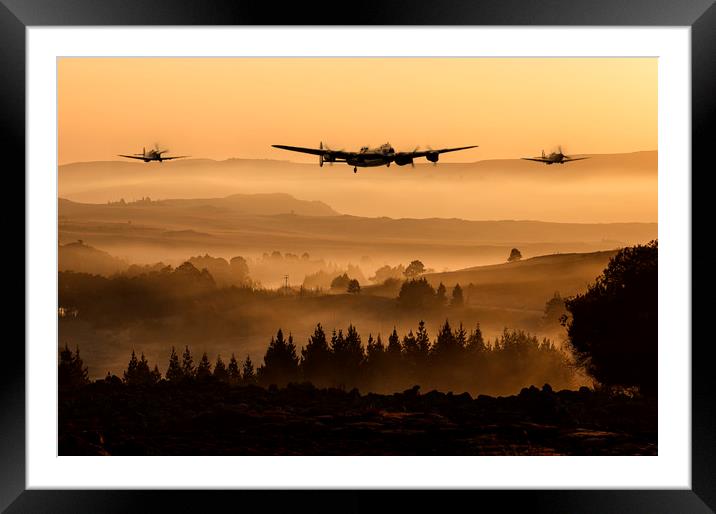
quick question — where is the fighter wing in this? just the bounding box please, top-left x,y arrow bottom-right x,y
563,157 -> 589,162
272,145 -> 351,159
118,154 -> 148,160
411,145 -> 479,158
521,157 -> 551,163
160,156 -> 190,160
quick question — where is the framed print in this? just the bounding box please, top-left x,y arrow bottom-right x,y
5,0 -> 714,512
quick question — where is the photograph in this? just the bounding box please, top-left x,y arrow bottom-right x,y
56,56 -> 658,457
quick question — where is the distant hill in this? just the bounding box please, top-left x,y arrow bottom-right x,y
59,240 -> 128,275
59,193 -> 338,218
58,194 -> 656,267
423,250 -> 619,310
58,151 -> 657,222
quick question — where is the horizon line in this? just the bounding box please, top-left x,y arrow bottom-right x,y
58,148 -> 658,167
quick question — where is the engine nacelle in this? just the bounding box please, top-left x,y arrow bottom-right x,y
394,155 -> 414,166
426,152 -> 439,163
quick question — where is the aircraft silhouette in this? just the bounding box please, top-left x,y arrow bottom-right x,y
272,142 -> 478,173
521,146 -> 589,165
118,144 -> 189,163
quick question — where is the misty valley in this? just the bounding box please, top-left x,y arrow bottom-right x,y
58,189 -> 657,456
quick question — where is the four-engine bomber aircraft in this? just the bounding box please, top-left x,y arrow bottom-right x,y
118,145 -> 189,163
521,146 -> 589,165
272,142 -> 478,173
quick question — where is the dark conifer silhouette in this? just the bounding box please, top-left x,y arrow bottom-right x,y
227,353 -> 241,384
340,324 -> 365,384
124,350 -> 159,385
181,346 -> 195,379
432,319 -> 458,357
436,282 -> 447,305
301,323 -> 331,386
242,355 -> 256,385
467,323 -> 486,353
59,344 -> 89,388
123,349 -> 139,384
415,320 -> 431,356
387,327 -> 402,358
365,333 -> 385,365
259,329 -> 299,386
451,284 -> 464,307
196,352 -> 212,381
166,346 -> 183,382
542,291 -> 566,325
214,354 -> 228,382
137,353 -> 152,383
150,364 -> 162,384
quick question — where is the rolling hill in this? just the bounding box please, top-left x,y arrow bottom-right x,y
58,151 -> 657,223
423,250 -> 618,310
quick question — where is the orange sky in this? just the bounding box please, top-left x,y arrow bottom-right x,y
58,57 -> 656,165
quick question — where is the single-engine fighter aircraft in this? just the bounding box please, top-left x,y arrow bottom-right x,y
272,142 -> 478,173
118,145 -> 189,163
521,146 -> 589,165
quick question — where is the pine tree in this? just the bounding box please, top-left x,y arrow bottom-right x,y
402,330 -> 418,355
286,333 -> 299,370
150,364 -> 162,384
59,344 -> 89,388
415,320 -> 431,355
137,353 -> 152,384
386,327 -> 403,379
123,349 -> 139,384
366,333 -> 385,364
387,327 -> 402,357
436,283 -> 447,305
467,323 -> 486,353
228,353 -> 241,384
432,319 -> 457,357
402,329 -> 420,382
259,329 -> 299,386
451,284 -> 464,307
343,324 -> 365,384
166,346 -> 183,382
301,323 -> 331,386
242,355 -> 256,384
330,328 -> 346,355
454,322 -> 468,350
181,346 -> 195,379
196,352 -> 212,381
214,354 -> 228,382
72,346 -> 89,385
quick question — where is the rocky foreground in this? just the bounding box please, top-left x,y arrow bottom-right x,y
59,382 -> 657,456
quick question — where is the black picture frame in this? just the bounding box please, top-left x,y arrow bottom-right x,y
4,1 -> 712,512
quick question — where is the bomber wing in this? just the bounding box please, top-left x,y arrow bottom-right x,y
563,157 -> 590,162
159,156 -> 190,160
118,154 -> 148,160
272,144 -> 351,159
410,145 -> 478,158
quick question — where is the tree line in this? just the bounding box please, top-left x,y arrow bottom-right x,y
256,320 -> 573,394
60,319 -> 574,396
